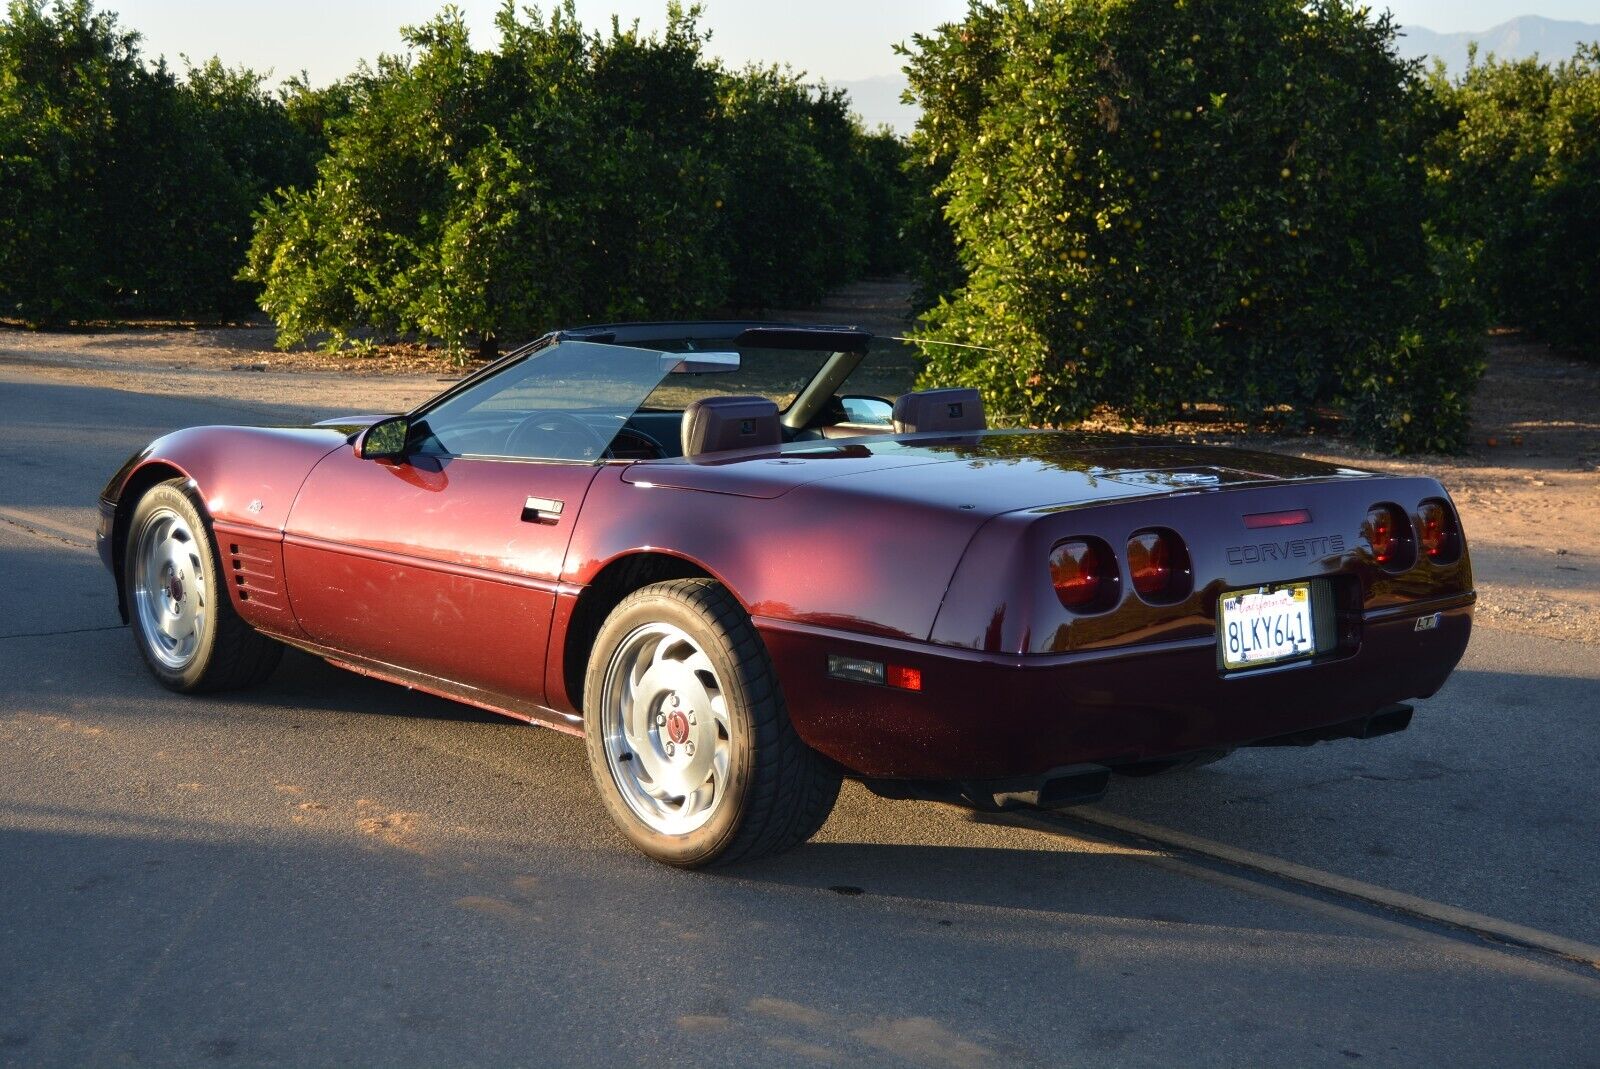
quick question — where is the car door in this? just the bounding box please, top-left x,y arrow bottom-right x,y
283,450 -> 595,709
281,339 -> 668,710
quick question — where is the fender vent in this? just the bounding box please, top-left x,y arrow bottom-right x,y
224,536 -> 288,618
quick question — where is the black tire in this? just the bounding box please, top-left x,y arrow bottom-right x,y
1111,748 -> 1233,777
124,479 -> 283,693
582,578 -> 841,868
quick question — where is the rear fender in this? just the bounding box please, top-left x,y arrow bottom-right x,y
562,466 -> 989,644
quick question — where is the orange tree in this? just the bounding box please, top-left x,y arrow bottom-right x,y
0,0 -> 320,322
1423,47 -> 1600,356
244,2 -> 909,360
903,0 -> 1486,452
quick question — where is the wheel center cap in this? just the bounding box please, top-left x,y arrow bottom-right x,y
168,576 -> 184,603
665,710 -> 690,746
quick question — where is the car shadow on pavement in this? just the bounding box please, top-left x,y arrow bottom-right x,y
1001,662 -> 1600,947
244,649 -> 516,726
10,820 -> 1598,1069
726,806 -> 1317,933
10,607 -> 1599,950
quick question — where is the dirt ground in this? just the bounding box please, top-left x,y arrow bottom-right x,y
2,283 -> 1595,643
1212,334 -> 1600,646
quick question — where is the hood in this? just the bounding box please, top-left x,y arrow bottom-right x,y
101,421 -> 361,534
622,430 -> 1375,512
310,413 -> 394,435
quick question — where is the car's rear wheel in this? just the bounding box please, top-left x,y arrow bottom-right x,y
583,578 -> 840,867
125,479 -> 282,692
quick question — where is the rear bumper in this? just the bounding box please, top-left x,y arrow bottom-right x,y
757,593 -> 1472,780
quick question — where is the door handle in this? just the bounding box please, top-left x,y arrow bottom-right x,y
522,496 -> 565,524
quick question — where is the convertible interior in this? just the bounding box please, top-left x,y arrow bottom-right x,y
613,384 -> 987,461
585,322 -> 989,462
405,322 -> 990,464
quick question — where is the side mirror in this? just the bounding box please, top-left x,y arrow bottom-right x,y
354,416 -> 410,461
839,395 -> 894,426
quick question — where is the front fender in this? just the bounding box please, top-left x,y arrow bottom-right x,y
100,425 -> 350,626
102,425 -> 350,531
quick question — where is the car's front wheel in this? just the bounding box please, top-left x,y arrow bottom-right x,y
583,578 -> 840,867
125,479 -> 282,692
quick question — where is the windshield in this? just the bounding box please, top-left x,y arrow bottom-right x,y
409,338 -> 837,463
411,340 -> 684,461
406,333 -> 928,464
639,343 -> 832,412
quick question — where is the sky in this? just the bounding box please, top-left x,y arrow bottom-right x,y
103,0 -> 1600,87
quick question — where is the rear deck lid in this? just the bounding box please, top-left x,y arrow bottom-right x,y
622,430 -> 1374,509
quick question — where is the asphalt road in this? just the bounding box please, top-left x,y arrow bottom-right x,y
2,365 -> 1598,1067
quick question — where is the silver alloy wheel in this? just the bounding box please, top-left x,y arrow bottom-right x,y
130,507 -> 208,670
599,621 -> 733,835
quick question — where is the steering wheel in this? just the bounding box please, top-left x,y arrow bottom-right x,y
605,427 -> 666,461
506,411 -> 611,461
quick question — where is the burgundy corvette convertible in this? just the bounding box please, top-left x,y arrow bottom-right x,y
99,322 -> 1474,866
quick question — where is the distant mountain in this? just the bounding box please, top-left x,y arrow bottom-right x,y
1394,15 -> 1599,72
836,15 -> 1600,136
832,74 -> 919,135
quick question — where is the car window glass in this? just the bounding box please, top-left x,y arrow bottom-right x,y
638,345 -> 831,412
836,339 -> 924,407
410,340 -> 669,461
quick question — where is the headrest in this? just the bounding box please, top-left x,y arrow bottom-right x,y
681,396 -> 782,459
891,388 -> 986,434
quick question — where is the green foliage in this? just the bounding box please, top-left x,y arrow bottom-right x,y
1,0 -> 905,339
900,151 -> 964,314
719,71 -> 857,308
1423,46 -> 1600,354
1339,234 -> 1489,452
903,0 -> 1488,453
852,126 -> 913,277
0,0 -> 322,322
897,1 -> 1003,312
0,0 -> 130,321
244,2 -> 909,359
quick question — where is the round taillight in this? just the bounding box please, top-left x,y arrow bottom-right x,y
1127,528 -> 1189,601
1051,539 -> 1112,610
1417,499 -> 1459,562
1365,504 -> 1411,568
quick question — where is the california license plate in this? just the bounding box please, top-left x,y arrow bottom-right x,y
1219,582 -> 1318,670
